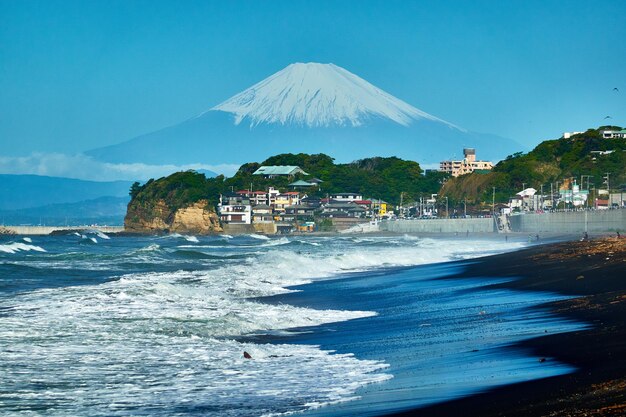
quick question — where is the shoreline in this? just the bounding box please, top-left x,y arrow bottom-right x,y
386,237 -> 626,417
251,236 -> 603,416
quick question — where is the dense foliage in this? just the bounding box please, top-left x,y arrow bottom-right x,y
441,126 -> 626,205
129,171 -> 226,221
130,153 -> 449,209
132,125 -> 625,213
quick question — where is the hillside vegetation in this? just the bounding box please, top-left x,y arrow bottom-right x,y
129,154 -> 448,211
441,126 -> 626,205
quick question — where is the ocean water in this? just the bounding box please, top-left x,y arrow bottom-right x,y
0,233 -> 583,416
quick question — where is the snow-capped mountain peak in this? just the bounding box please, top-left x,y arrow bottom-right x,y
210,62 -> 457,129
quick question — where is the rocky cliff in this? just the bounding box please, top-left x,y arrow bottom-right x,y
125,198 -> 222,234
124,171 -> 223,234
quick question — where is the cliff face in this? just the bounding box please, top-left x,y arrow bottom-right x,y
125,199 -> 222,234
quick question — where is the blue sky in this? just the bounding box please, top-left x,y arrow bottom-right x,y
1,0 -> 625,157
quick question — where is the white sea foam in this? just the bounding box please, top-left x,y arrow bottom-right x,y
0,242 -> 46,254
184,235 -> 199,243
22,237 -> 32,243
95,230 -> 110,240
249,233 -> 271,240
0,235 -> 527,416
0,247 -> 388,416
137,243 -> 162,252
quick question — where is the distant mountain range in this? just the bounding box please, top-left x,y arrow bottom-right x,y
0,174 -> 133,211
87,63 -> 524,168
0,196 -> 129,226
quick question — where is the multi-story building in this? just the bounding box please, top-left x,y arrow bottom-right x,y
439,148 -> 493,177
252,204 -> 274,223
273,192 -> 300,213
218,193 -> 252,224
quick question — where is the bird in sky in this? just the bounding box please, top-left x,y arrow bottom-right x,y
604,115 -> 612,119
613,87 -> 619,92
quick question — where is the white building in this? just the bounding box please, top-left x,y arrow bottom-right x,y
509,188 -> 541,211
560,183 -> 589,207
601,129 -> 626,139
563,131 -> 583,139
329,192 -> 363,202
218,193 -> 252,224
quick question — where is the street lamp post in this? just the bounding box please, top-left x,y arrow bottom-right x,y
492,187 -> 496,216
445,197 -> 449,218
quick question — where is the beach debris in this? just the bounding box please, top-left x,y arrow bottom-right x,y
243,351 -> 252,359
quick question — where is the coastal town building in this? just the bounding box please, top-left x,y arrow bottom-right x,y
265,187 -> 279,206
509,188 -> 540,211
221,183 -> 389,231
252,205 -> 274,223
252,165 -> 308,178
329,192 -> 364,202
371,199 -> 388,216
601,129 -> 626,139
301,196 -> 322,208
288,180 -> 315,188
273,192 -> 301,213
563,131 -> 583,139
559,182 -> 589,207
439,148 -> 493,177
321,202 -> 367,218
218,193 -> 252,224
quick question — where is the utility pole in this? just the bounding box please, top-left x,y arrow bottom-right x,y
540,184 -> 544,210
492,187 -> 496,216
555,181 -> 560,209
464,197 -> 467,217
445,196 -> 449,218
399,192 -> 404,218
603,173 -> 611,207
550,183 -> 554,210
603,172 -> 610,193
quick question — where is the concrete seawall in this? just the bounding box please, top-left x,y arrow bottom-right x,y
381,218 -> 496,233
380,210 -> 625,234
509,210 -> 625,233
0,226 -> 125,235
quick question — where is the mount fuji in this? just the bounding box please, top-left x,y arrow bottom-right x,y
88,63 -> 523,169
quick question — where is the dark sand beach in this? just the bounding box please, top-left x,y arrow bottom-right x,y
391,236 -> 626,417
